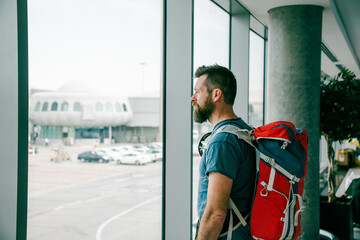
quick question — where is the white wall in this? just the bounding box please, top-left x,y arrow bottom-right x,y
0,0 -> 19,239
230,5 -> 250,121
164,0 -> 193,239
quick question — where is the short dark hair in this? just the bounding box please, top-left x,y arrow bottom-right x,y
194,64 -> 237,105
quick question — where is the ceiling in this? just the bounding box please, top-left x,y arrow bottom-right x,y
238,0 -> 360,79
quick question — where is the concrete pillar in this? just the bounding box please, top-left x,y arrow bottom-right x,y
267,5 -> 323,239
109,126 -> 112,144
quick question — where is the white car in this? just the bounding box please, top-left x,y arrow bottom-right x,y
130,144 -> 152,154
111,145 -> 143,153
146,142 -> 162,150
133,148 -> 152,154
96,148 -> 122,161
110,146 -> 131,153
149,149 -> 162,162
115,152 -> 152,165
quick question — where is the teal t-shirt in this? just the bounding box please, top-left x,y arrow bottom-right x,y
197,118 -> 256,219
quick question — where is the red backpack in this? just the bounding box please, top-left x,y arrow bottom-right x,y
200,121 -> 308,239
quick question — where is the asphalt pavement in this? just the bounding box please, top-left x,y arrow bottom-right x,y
28,144 -> 200,240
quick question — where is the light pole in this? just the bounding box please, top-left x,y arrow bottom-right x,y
140,62 -> 146,94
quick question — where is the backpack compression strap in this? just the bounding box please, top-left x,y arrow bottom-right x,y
259,153 -> 300,183
225,198 -> 248,240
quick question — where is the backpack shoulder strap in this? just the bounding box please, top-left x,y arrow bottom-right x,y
213,124 -> 259,169
214,124 -> 255,148
202,124 -> 255,150
199,124 -> 257,239
199,124 -> 259,168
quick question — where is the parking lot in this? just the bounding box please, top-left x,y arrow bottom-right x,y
28,144 -> 200,240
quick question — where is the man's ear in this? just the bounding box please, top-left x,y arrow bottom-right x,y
212,88 -> 222,102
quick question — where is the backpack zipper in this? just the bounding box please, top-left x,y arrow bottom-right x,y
256,137 -> 291,149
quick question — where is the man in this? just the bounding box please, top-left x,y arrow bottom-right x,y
191,65 -> 256,239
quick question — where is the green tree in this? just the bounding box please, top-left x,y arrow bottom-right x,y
320,68 -> 360,202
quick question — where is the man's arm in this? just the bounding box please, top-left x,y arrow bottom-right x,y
196,172 -> 233,240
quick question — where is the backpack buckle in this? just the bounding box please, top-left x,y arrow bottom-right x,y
280,141 -> 289,149
250,130 -> 256,142
198,132 -> 211,157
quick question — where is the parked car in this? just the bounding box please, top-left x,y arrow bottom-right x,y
116,144 -> 152,154
110,146 -> 131,153
146,142 -> 162,150
149,149 -> 162,162
133,148 -> 152,154
131,144 -> 152,153
115,152 -> 152,165
77,150 -> 110,163
96,148 -> 122,161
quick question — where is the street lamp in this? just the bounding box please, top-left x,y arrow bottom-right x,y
140,62 -> 146,94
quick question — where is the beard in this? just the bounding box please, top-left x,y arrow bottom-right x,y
192,95 -> 214,123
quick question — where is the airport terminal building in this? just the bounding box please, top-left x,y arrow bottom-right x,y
30,89 -> 161,145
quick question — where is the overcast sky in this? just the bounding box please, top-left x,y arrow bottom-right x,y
28,0 -> 263,96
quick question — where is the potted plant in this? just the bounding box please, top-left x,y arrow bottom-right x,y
320,67 -> 360,239
320,68 -> 360,202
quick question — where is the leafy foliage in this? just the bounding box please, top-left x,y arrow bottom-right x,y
320,68 -> 360,143
320,68 -> 359,202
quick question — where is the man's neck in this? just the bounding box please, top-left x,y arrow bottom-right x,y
209,106 -> 238,126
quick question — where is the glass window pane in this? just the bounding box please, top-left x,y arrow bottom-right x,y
193,0 -> 229,70
35,102 -> 41,111
41,102 -> 48,111
28,1 -> 162,239
96,102 -> 103,112
193,0 -> 230,232
105,102 -> 113,112
115,103 -> 122,112
73,102 -> 82,111
51,102 -> 58,111
61,102 -> 69,111
248,31 -> 265,127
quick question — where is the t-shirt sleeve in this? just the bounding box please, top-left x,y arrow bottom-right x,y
205,136 -> 241,180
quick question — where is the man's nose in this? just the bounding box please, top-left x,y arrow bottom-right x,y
190,93 -> 196,102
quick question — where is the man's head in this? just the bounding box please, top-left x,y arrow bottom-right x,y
195,64 -> 237,105
191,64 -> 237,123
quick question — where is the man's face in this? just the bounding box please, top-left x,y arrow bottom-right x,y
191,75 -> 214,123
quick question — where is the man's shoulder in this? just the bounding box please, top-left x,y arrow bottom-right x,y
213,118 -> 252,132
211,118 -> 251,139
208,129 -> 245,149
208,118 -> 253,151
